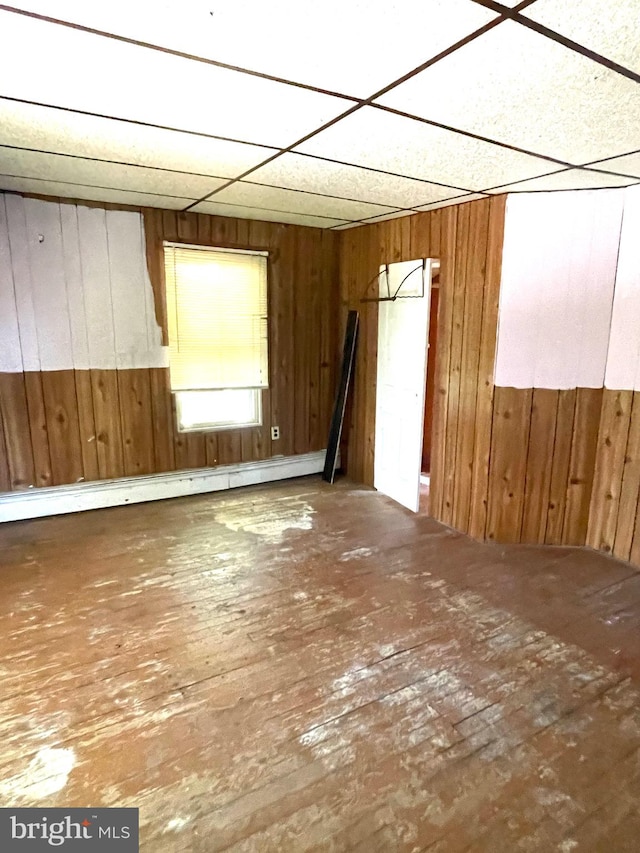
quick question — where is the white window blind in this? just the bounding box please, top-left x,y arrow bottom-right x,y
163,243 -> 268,391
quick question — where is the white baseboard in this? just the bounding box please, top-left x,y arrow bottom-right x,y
0,450 -> 328,523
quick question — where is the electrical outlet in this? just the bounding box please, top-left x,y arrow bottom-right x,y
271,426 -> 280,440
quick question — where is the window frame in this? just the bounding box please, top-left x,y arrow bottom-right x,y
162,241 -> 271,434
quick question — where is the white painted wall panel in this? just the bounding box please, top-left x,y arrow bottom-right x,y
23,197 -> 74,370
106,209 -> 153,369
4,194 -> 40,371
60,203 -> 91,370
0,193 -> 168,372
495,190 -> 623,389
76,205 -> 117,370
0,196 -> 23,372
606,185 -> 640,390
575,194 -> 624,387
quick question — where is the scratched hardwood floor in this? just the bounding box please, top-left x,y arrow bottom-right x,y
1,477 -> 640,851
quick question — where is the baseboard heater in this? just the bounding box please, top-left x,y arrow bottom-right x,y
0,450 -> 328,523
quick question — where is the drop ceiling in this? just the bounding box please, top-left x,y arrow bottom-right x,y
0,0 -> 639,230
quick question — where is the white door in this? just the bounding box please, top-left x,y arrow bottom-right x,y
374,258 -> 431,512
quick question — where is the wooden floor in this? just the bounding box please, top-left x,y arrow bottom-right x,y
1,477 -> 640,851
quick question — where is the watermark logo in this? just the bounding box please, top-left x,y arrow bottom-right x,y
0,808 -> 138,851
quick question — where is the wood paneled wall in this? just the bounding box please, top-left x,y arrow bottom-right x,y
338,196 -> 507,537
486,387 -> 603,546
484,387 -> 640,567
0,196 -> 339,491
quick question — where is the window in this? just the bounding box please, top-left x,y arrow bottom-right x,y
163,243 -> 268,431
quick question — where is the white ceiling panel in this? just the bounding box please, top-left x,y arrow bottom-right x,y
296,107 -> 556,190
7,1 -> 496,98
245,152 -> 468,208
0,12 -> 349,149
412,193 -> 489,211
523,0 -> 640,75
208,182 -> 399,220
490,168 -> 638,193
189,200 -> 347,229
0,149 -> 227,198
376,20 -> 640,164
0,100 -> 276,178
590,152 -> 640,180
0,177 -> 193,209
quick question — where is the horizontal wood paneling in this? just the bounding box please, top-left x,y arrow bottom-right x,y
338,196 -> 507,537
0,196 -> 339,491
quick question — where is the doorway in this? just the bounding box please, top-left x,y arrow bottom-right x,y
419,262 -> 440,515
374,258 -> 440,514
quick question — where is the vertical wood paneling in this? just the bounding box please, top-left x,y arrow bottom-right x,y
74,369 -> 100,482
441,204 -> 468,524
0,373 -> 35,489
217,431 -> 242,466
612,392 -> 640,560
520,389 -> 559,544
486,386 -> 532,543
338,196 -> 507,539
41,370 -> 84,486
272,225 -> 295,457
361,225 -> 379,488
294,228 -> 311,455
562,388 -> 603,546
452,199 -> 490,531
90,369 -> 125,480
319,231 -> 338,455
117,368 -> 155,477
587,390 -> 634,553
0,404 -> 10,492
468,196 -> 506,539
545,388 -> 577,545
149,367 -> 176,473
430,207 -> 457,520
23,371 -> 52,488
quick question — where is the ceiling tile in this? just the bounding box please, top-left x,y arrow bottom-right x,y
244,152 -> 468,208
0,148 -> 227,197
589,152 -> 640,179
208,182 -> 399,220
9,1 -> 496,98
188,200 -> 346,229
296,107 -> 556,190
0,100 -> 276,178
412,192 -> 489,211
375,20 -> 640,163
0,12 -> 350,149
489,168 -> 638,193
523,0 -> 640,75
0,176 -> 192,209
